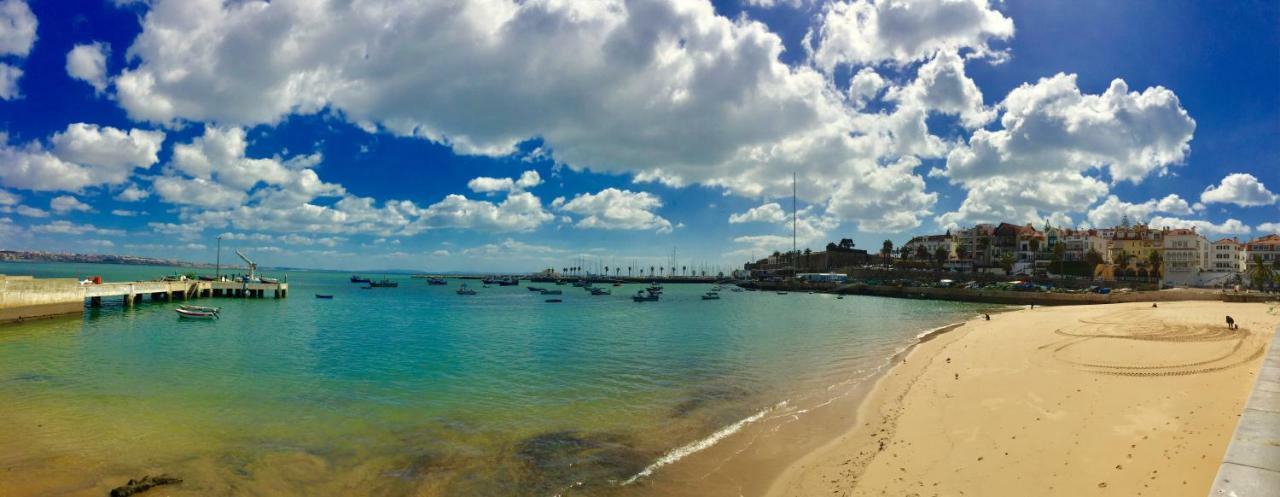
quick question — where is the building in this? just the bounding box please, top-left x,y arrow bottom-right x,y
1061,229 -> 1108,263
1245,234 -> 1280,270
1161,228 -> 1207,286
797,273 -> 848,283
1210,238 -> 1246,272
902,234 -> 954,260
742,242 -> 869,279
1109,223 -> 1164,272
954,224 -> 995,268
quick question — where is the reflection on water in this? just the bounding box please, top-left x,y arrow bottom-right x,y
0,262 -> 987,496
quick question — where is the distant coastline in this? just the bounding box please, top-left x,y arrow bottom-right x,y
0,250 -> 223,269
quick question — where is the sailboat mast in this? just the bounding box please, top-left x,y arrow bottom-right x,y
792,172 -> 797,275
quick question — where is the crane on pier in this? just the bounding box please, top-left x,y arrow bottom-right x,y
235,249 -> 257,281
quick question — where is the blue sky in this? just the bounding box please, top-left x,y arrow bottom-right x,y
0,0 -> 1275,272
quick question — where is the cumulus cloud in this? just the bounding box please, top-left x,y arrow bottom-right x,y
937,172 -> 1107,230
0,188 -> 16,205
0,63 -> 20,100
115,184 -> 150,202
153,176 -> 247,208
50,195 -> 93,214
13,204 -> 45,217
943,74 -> 1194,185
808,0 -> 1013,71
1257,222 -> 1280,234
467,170 -> 542,194
732,205 -> 839,255
889,50 -> 993,128
51,123 -> 165,171
111,209 -> 140,217
847,67 -> 886,109
109,0 -> 947,231
414,191 -> 553,232
558,188 -> 673,233
729,202 -> 787,224
1200,173 -> 1278,207
66,42 -> 110,93
0,0 -> 36,57
463,238 -> 561,256
1147,216 -> 1251,236
1084,194 -> 1195,228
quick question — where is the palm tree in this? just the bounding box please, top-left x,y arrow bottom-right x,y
628,266 -> 632,277
978,237 -> 991,266
1147,250 -> 1163,281
649,266 -> 655,279
1247,255 -> 1274,290
1051,242 -> 1065,278
682,265 -> 687,277
880,239 -> 893,265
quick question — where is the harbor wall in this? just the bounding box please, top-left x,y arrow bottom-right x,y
0,275 -> 83,324
837,285 -> 1230,306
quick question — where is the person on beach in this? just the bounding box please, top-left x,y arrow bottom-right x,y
984,314 -> 990,321
1152,303 -> 1158,308
1226,316 -> 1236,330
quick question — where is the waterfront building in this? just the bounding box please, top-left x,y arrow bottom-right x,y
902,234 -> 954,260
1161,228 -> 1208,286
1210,238 -> 1246,272
1245,234 -> 1280,271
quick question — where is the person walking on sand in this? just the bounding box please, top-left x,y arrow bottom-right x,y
1226,315 -> 1236,330
1152,303 -> 1158,308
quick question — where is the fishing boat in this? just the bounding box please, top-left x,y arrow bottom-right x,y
426,277 -> 447,285
456,283 -> 477,295
350,275 -> 371,283
527,286 -> 543,292
836,295 -> 844,300
632,289 -> 660,302
368,278 -> 398,288
571,280 -> 587,288
315,294 -> 334,299
776,291 -> 788,295
545,299 -> 563,303
701,292 -> 720,300
258,276 -> 280,284
554,280 -> 567,286
540,289 -> 562,295
612,282 -> 622,287
497,277 -> 519,286
175,308 -> 217,319
589,287 -> 611,296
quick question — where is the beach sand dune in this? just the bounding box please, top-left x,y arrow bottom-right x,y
768,301 -> 1279,497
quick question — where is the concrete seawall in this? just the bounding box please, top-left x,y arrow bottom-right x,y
835,285 -> 1226,306
1207,324 -> 1280,496
1,274 -> 289,325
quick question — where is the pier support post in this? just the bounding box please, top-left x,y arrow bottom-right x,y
89,296 -> 102,308
134,294 -> 142,306
123,293 -> 134,308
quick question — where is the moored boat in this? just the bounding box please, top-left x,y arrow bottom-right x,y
540,289 -> 563,295
545,298 -> 563,303
178,304 -> 221,313
350,275 -> 371,283
457,283 -> 477,295
701,293 -> 720,300
368,278 -> 399,288
315,294 -> 334,299
426,277 -> 447,285
632,289 -> 660,302
589,287 -> 611,296
527,286 -> 543,292
175,308 -> 218,319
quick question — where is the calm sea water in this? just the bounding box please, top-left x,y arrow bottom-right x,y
0,262 -> 988,496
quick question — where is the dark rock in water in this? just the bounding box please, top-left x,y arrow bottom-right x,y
9,372 -> 53,382
109,474 -> 181,497
513,431 -> 648,495
670,384 -> 753,417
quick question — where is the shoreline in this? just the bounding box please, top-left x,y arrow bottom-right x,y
762,300 -> 1280,497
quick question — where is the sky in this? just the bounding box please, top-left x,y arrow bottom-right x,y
0,0 -> 1276,272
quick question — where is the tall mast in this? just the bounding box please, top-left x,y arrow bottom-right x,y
792,172 -> 797,274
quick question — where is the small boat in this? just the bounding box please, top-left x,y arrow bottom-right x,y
632,289 -> 660,302
259,276 -> 280,284
457,284 -> 477,295
527,286 -> 544,292
198,275 -> 216,281
482,285 -> 491,288
179,304 -> 221,313
590,288 -> 611,296
540,289 -> 563,295
701,293 -> 720,300
426,277 -> 447,285
368,278 -> 399,288
572,280 -> 587,287
315,294 -> 334,299
498,278 -> 520,286
836,295 -> 844,300
612,282 -> 622,287
776,291 -> 788,295
176,308 -> 217,319
545,299 -> 563,303
730,287 -> 744,292
351,275 -> 371,283
554,280 -> 567,286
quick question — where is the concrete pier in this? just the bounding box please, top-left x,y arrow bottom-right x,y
0,274 -> 288,324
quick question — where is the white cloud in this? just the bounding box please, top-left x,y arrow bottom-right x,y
937,172 -> 1107,230
0,63 -> 20,100
558,188 -> 673,233
50,195 -> 93,214
431,249 -> 449,257
0,0 -> 36,57
415,191 -> 552,232
1147,216 -> 1251,236
111,209 -> 140,217
889,50 -> 993,129
466,170 -> 540,195
115,184 -> 150,202
733,204 -> 839,254
66,42 -> 110,93
30,220 -> 125,236
463,238 -> 561,256
14,204 -> 45,217
153,176 -> 247,209
828,156 -> 937,231
1257,222 -> 1280,234
942,74 -> 1195,185
1200,173 -> 1278,207
729,202 -> 787,224
847,67 -> 886,110
50,123 -> 165,172
1085,194 -> 1194,228
0,188 -> 16,205
0,134 -> 95,191
808,0 -> 1013,71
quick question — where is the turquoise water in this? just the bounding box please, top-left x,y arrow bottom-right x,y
0,262 -> 988,496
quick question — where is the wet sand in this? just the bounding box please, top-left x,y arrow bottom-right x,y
765,301 -> 1279,497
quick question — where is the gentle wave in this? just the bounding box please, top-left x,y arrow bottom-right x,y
621,400 -> 787,485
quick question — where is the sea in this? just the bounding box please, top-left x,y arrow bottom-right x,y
0,262 -> 991,496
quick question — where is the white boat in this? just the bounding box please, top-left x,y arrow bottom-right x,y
701,292 -> 720,300
178,304 -> 220,313
175,308 -> 217,319
456,283 -> 477,295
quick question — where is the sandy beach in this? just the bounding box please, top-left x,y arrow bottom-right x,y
766,301 -> 1279,497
